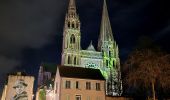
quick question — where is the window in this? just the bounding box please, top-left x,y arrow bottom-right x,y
106,60 -> 108,66
70,34 -> 75,44
72,23 -> 75,28
75,95 -> 81,100
96,96 -> 101,100
109,51 -> 112,57
66,94 -> 70,100
87,96 -> 91,100
76,81 -> 79,89
74,57 -> 77,65
68,22 -> 70,28
86,82 -> 91,90
76,23 -> 79,28
68,56 -> 71,64
96,83 -> 101,91
65,81 -> 71,89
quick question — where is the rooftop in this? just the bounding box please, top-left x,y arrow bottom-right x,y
58,65 -> 105,80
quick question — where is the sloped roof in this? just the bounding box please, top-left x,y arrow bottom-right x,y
58,66 -> 105,80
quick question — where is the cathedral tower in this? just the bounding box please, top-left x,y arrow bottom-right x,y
61,0 -> 81,66
98,0 -> 122,96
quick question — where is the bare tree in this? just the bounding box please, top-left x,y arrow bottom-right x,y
123,49 -> 170,100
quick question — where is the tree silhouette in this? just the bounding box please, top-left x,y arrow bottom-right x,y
123,49 -> 170,100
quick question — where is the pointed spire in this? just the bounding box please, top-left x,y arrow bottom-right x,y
68,0 -> 77,14
98,0 -> 114,50
87,41 -> 96,51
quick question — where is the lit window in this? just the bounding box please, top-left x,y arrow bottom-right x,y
86,82 -> 91,90
65,81 -> 71,89
75,95 -> 81,100
96,83 -> 101,91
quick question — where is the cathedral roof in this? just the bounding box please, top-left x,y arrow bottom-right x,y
86,41 -> 96,51
58,66 -> 105,80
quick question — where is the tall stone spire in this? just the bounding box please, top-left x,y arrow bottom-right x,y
98,0 -> 114,51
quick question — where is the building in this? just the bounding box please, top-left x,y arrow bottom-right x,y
54,66 -> 106,100
1,72 -> 34,100
61,0 -> 122,95
36,63 -> 57,100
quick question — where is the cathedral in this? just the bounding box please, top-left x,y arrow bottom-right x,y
61,0 -> 122,96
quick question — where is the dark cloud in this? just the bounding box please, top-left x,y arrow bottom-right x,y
154,23 -> 170,41
0,0 -> 67,84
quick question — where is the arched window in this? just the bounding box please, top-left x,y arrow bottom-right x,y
109,51 -> 111,57
106,60 -> 108,66
72,23 -> 75,28
76,23 -> 79,28
68,56 -> 71,64
70,34 -> 75,44
74,57 -> 76,65
68,22 -> 70,28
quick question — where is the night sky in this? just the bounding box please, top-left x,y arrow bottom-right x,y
0,0 -> 170,92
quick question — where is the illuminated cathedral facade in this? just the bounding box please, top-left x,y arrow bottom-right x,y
61,0 -> 122,96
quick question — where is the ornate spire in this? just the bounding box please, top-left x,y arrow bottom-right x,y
68,0 -> 77,14
98,0 -> 114,50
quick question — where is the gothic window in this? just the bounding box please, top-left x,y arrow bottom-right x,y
72,23 -> 75,28
76,23 -> 79,28
74,57 -> 76,65
113,61 -> 116,67
106,60 -> 108,66
68,56 -> 71,64
109,51 -> 111,57
68,22 -> 70,28
70,34 -> 75,44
